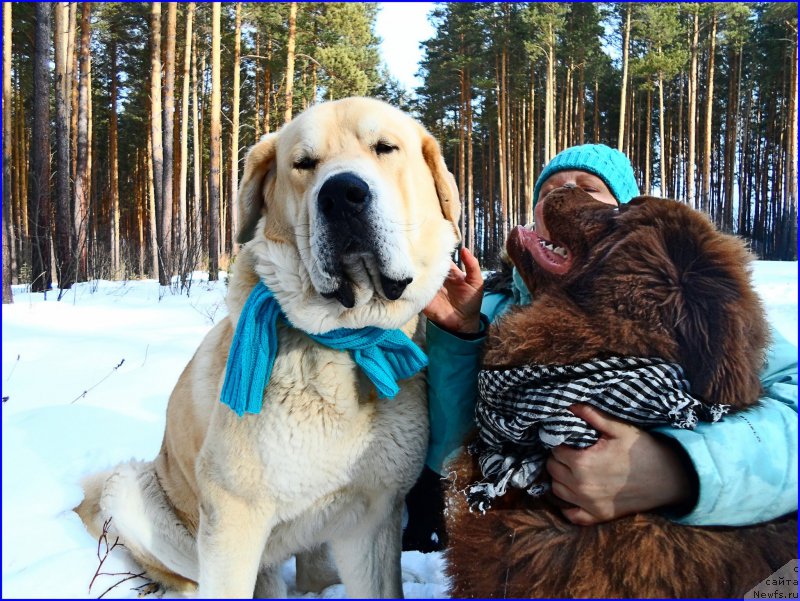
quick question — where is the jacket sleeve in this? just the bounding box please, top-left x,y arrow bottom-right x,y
425,292 -> 513,474
654,328 -> 798,526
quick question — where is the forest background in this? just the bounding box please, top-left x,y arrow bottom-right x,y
2,2 -> 797,302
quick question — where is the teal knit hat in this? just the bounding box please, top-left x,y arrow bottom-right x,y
533,144 -> 639,207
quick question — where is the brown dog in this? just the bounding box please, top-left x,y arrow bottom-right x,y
444,188 -> 796,598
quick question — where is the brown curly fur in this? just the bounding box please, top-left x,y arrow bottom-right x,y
444,189 -> 796,598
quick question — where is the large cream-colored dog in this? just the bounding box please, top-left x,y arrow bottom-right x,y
76,97 -> 460,598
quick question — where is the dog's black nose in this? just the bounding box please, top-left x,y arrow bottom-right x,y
318,172 -> 371,220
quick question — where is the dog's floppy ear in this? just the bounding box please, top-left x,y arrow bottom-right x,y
658,202 -> 769,408
237,132 -> 279,244
421,133 -> 462,242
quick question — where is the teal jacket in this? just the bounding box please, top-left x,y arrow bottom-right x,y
425,287 -> 798,527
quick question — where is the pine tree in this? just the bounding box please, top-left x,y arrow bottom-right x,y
2,2 -> 13,302
30,2 -> 53,292
208,2 -> 221,281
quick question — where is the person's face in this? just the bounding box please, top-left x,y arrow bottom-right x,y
537,170 -> 618,206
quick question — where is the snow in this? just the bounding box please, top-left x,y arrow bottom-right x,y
2,262 -> 797,598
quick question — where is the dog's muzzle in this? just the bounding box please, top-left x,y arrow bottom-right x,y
316,171 -> 412,308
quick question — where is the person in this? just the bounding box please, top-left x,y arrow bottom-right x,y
402,143 -> 798,551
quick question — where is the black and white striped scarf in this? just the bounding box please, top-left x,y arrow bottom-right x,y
467,356 -> 728,514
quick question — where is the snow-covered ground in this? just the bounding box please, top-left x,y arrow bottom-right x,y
2,262 -> 797,599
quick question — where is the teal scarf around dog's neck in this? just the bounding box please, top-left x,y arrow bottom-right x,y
220,283 -> 429,416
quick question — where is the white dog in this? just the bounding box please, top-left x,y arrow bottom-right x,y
76,97 -> 461,598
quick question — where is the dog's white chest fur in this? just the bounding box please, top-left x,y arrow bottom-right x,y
204,323 -> 428,528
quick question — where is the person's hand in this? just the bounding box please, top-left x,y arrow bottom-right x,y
546,404 -> 695,525
423,247 -> 484,334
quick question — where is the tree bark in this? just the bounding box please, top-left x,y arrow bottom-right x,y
593,79 -> 600,143
254,32 -> 261,140
577,63 -> 585,145
466,67 -> 474,251
53,2 -> 73,290
644,87 -> 651,194
179,2 -> 194,274
191,25 -> 201,262
2,2 -> 13,302
208,2 -> 221,280
265,37 -> 272,133
618,5 -> 631,151
69,2 -> 78,187
161,2 -> 177,281
658,68 -> 666,197
147,117 -> 159,278
702,9 -> 717,214
149,2 -> 166,283
284,2 -> 298,123
73,2 -> 91,284
230,2 -> 242,255
496,53 -> 508,243
31,3 -> 53,292
687,5 -> 699,209
110,38 -> 120,278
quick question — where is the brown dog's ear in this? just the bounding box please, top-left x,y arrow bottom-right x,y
659,203 -> 769,408
421,133 -> 462,242
237,133 -> 279,244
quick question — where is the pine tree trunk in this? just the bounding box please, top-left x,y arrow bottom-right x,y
147,124 -> 159,277
687,5 -> 699,209
618,5 -> 631,151
192,28 -> 201,263
723,47 -> 739,231
548,25 -> 556,161
284,2 -> 297,124
69,2 -> 78,187
593,79 -> 600,143
576,63 -> 585,145
526,73 -> 535,223
31,3 -> 53,292
644,88 -> 651,194
264,37 -> 272,134
676,73 -> 684,199
110,39 -> 120,278
2,2 -> 13,302
208,2 -> 221,281
179,2 -> 194,274
702,10 -> 717,214
137,150 -> 145,275
86,36 -> 93,277
149,2 -> 166,283
230,2 -> 242,255
466,67 -> 475,251
73,1 -> 91,284
784,36 -> 798,259
52,2 -> 72,290
496,53 -> 508,244
458,63 -> 466,241
254,32 -> 261,140
658,66 -> 666,197
161,2 -> 177,281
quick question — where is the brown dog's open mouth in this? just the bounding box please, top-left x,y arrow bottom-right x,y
509,225 -> 573,275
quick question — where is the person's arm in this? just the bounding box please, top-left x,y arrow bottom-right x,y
423,248 -> 516,474
425,294 -> 514,474
548,328 -> 798,527
654,328 -> 798,526
425,318 -> 486,474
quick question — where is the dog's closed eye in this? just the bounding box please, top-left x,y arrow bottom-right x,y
293,156 -> 319,170
373,141 -> 398,156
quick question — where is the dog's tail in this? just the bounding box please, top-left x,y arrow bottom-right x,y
74,461 -> 198,593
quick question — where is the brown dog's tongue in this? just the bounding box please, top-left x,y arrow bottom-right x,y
508,225 -> 573,277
